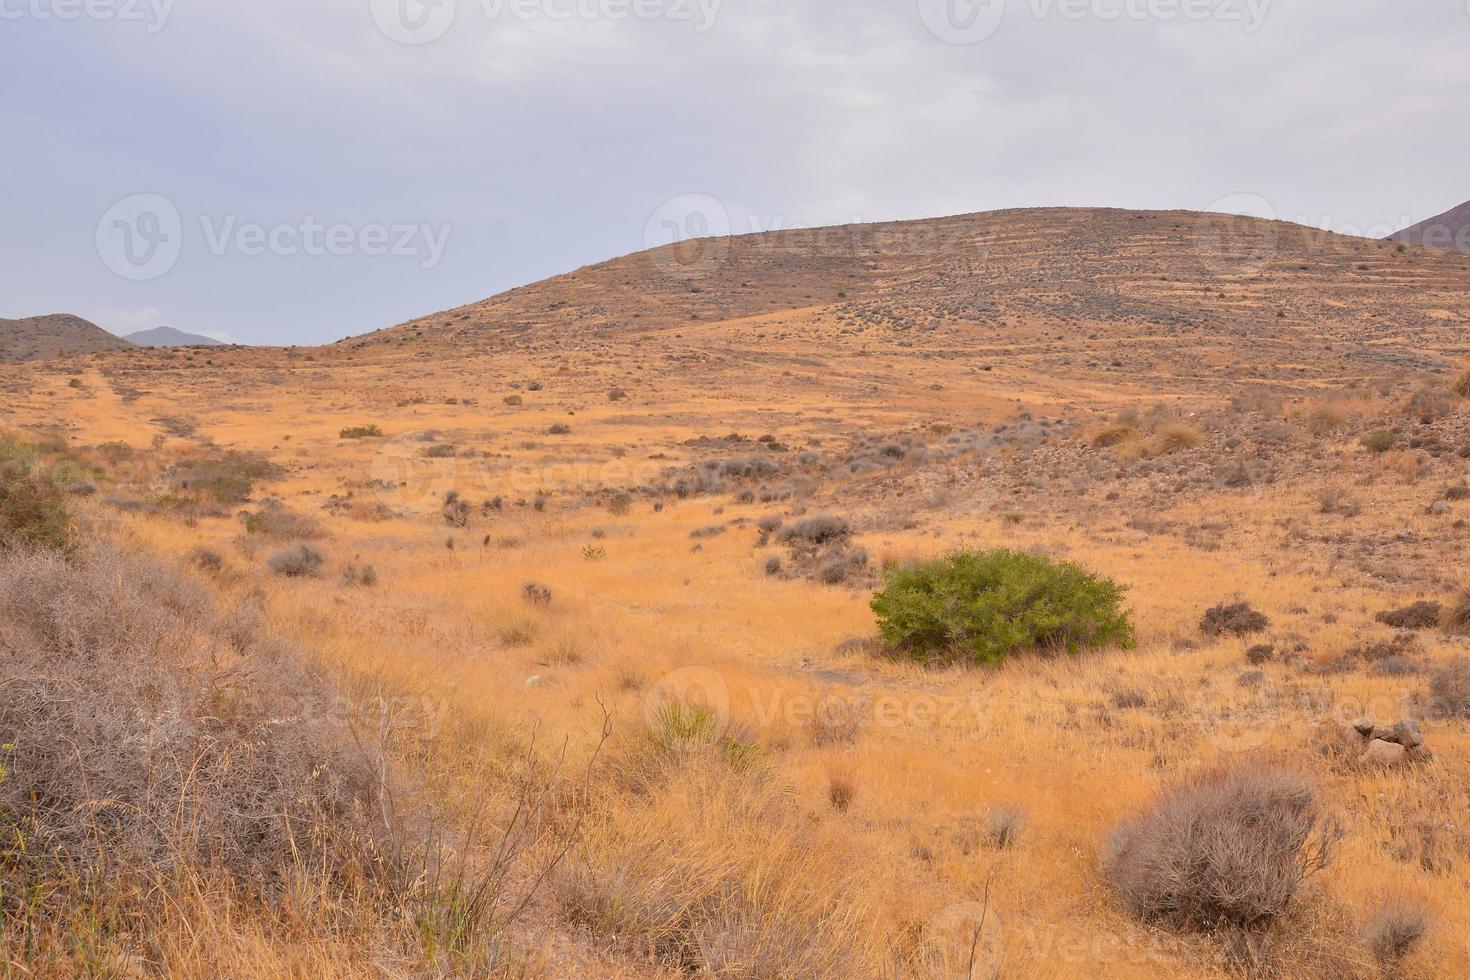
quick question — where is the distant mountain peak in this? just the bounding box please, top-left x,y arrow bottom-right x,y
1390,199 -> 1470,252
124,326 -> 225,347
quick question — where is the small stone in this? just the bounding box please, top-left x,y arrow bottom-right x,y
1360,740 -> 1408,767
1351,718 -> 1376,736
1370,725 -> 1398,742
1394,720 -> 1424,748
525,675 -> 543,688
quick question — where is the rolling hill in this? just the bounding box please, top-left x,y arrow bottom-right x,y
343,207 -> 1470,370
124,326 -> 225,348
1391,198 -> 1470,252
0,314 -> 132,362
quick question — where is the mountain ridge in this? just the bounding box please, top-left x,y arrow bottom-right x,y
0,314 -> 133,362
1390,199 -> 1470,252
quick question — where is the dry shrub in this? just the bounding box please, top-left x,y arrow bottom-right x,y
1440,588 -> 1470,634
1405,384 -> 1457,423
1316,483 -> 1361,517
1103,765 -> 1335,932
1091,424 -> 1138,449
1375,600 -> 1442,630
166,451 -> 282,504
558,760 -> 880,976
807,699 -> 860,747
1363,897 -> 1430,967
1302,403 -> 1347,437
1425,656 -> 1470,718
1151,424 -> 1203,454
244,500 -> 324,539
779,514 -> 852,550
188,545 -> 225,573
1200,601 -> 1270,637
0,547 -> 387,930
0,438 -> 76,553
826,768 -> 857,812
1453,367 -> 1470,399
268,542 -> 325,577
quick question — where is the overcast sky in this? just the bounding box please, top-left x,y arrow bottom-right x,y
2,0 -> 1468,345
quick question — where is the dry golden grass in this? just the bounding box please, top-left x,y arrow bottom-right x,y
6,209 -> 1470,977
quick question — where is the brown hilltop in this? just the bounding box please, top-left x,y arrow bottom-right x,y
336,207 -> 1470,374
0,314 -> 132,362
1390,198 -> 1470,253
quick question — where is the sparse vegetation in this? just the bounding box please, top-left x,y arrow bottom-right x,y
166,451 -> 282,504
0,438 -> 76,553
1425,656 -> 1470,718
1103,765 -> 1334,932
1440,588 -> 1470,634
1364,898 -> 1430,967
339,424 -> 384,439
0,546 -> 389,968
243,500 -> 324,539
871,549 -> 1134,664
267,542 -> 325,577
1362,429 -> 1399,454
1201,601 -> 1270,637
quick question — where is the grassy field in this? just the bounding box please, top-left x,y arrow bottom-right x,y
4,208 -> 1470,977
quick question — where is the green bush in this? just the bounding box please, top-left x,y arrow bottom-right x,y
0,439 -> 76,554
166,452 -> 282,504
870,549 -> 1134,664
1362,430 -> 1398,453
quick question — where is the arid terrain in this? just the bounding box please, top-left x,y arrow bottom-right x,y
6,206 -> 1470,978
0,313 -> 133,362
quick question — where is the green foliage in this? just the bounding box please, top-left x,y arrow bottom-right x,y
1362,430 -> 1398,453
870,548 -> 1135,664
0,438 -> 76,554
646,703 -> 763,771
167,452 -> 282,504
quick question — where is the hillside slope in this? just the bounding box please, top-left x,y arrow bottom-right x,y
0,314 -> 132,362
125,326 -> 225,348
1391,198 -> 1470,252
341,207 -> 1470,362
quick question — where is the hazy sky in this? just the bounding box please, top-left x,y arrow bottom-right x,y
2,0 -> 1468,345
